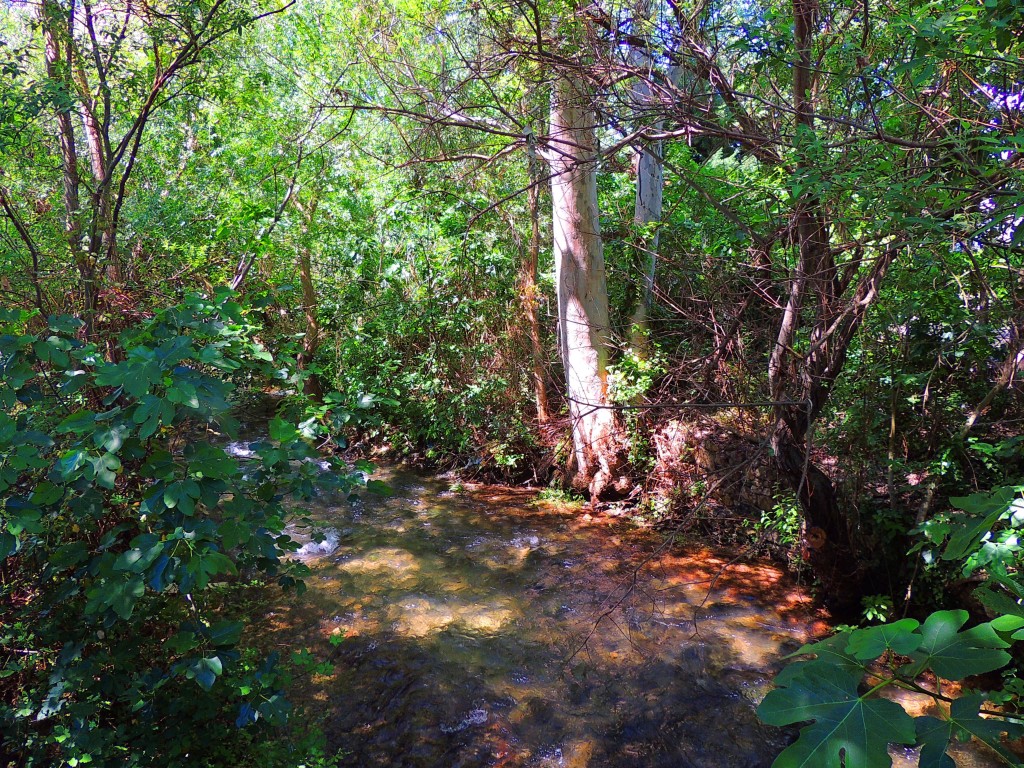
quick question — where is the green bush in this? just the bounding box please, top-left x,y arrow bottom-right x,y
0,293 -> 361,766
759,484 -> 1024,767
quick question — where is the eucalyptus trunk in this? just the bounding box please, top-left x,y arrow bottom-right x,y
629,132 -> 663,346
549,76 -> 629,499
628,65 -> 681,346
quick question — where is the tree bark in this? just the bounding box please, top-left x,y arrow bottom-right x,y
548,76 -> 629,499
631,146 -> 663,335
40,0 -> 96,333
293,197 -> 324,402
628,65 -> 681,347
766,0 -> 861,615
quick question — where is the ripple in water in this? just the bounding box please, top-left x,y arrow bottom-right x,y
270,468 -> 1005,768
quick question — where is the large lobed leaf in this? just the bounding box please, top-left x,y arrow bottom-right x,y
907,610 -> 1011,681
758,661 -> 916,767
916,695 -> 1024,768
759,614 -> 1024,768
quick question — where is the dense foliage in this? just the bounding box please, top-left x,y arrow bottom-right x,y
1,295 -> 362,765
1,0 -> 1022,763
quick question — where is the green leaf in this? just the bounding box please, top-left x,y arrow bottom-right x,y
197,344 -> 241,371
56,410 -> 96,435
133,394 -> 160,424
5,506 -> 42,536
114,536 -> 164,574
1,531 -> 17,558
48,541 -> 89,570
123,361 -> 161,398
916,694 -> 1024,767
164,479 -> 201,515
200,551 -> 236,579
90,452 -> 121,490
47,315 -> 83,335
944,488 -> 1019,561
148,554 -> 171,591
257,693 -> 291,725
166,380 -> 200,409
33,337 -> 70,367
85,575 -> 145,620
143,449 -> 177,480
30,481 -> 64,507
366,479 -> 393,496
269,417 -> 298,442
990,614 -> 1024,638
219,519 -> 251,549
846,619 -> 921,660
59,371 -> 89,396
909,610 -> 1010,680
185,443 -> 239,480
758,663 -> 916,767
94,423 -> 130,452
206,620 -> 243,647
187,550 -> 237,589
260,447 -> 287,466
166,630 -> 199,654
189,656 -> 223,691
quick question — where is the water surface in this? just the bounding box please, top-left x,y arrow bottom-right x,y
262,467 -> 843,767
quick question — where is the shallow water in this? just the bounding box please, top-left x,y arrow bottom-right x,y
266,466 -> 1002,768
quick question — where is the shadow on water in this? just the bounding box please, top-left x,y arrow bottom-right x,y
262,468 -> 827,767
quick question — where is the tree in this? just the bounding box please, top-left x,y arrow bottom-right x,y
548,70 -> 630,497
582,0 -> 1023,604
305,0 -> 638,494
0,0 -> 290,337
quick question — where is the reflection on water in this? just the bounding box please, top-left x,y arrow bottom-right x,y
267,468 -> 998,768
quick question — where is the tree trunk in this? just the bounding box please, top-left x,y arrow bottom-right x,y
771,418 -> 861,616
764,0 -> 900,617
628,65 -> 681,347
294,198 -> 324,402
40,0 -> 97,334
296,246 -> 324,402
549,76 -> 629,500
629,133 -> 663,346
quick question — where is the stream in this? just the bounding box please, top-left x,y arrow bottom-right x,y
259,464 -> 1002,768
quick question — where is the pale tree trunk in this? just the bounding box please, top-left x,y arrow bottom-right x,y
629,132 -> 663,346
628,65 -> 681,347
548,76 -> 629,499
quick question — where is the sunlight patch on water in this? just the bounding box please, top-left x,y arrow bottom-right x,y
336,547 -> 421,578
387,594 -> 517,637
715,622 -> 791,668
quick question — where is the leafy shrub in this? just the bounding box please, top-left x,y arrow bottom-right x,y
759,484 -> 1024,767
325,287 -> 537,475
0,293 -> 361,766
758,611 -> 1024,767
